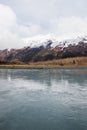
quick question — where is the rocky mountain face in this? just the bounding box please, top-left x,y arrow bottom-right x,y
0,37 -> 87,64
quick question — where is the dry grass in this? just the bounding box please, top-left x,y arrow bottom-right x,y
0,57 -> 87,68
28,57 -> 87,67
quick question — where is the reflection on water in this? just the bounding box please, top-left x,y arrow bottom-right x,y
0,69 -> 87,130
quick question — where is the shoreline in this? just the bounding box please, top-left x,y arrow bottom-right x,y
0,57 -> 87,69
0,65 -> 87,69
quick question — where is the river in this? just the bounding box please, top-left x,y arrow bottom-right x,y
0,69 -> 87,130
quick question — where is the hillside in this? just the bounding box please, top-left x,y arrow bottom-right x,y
0,36 -> 87,64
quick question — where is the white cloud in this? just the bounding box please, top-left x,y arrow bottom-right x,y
0,4 -> 42,49
0,4 -> 16,29
0,4 -> 19,49
50,17 -> 87,39
0,3 -> 87,49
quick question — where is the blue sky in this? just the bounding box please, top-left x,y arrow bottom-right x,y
0,0 -> 87,49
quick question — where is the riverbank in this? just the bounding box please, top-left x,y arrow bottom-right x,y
0,57 -> 87,69
0,65 -> 87,69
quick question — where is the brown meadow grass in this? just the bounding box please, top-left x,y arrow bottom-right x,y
28,57 -> 87,67
0,57 -> 87,68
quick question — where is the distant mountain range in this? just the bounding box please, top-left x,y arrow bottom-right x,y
0,36 -> 87,64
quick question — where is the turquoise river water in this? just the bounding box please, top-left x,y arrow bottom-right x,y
0,68 -> 87,130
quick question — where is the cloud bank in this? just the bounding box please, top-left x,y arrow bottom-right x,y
0,2 -> 87,49
0,4 -> 42,49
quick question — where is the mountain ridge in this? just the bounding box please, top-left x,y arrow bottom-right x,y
0,36 -> 87,64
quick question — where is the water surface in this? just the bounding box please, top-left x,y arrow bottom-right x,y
0,69 -> 87,130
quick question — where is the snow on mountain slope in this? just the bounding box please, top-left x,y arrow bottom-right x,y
23,35 -> 87,48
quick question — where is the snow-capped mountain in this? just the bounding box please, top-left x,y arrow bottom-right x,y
0,35 -> 87,63
23,35 -> 87,48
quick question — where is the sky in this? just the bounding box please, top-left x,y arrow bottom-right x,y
0,0 -> 87,49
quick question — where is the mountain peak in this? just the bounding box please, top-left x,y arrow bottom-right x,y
0,35 -> 87,63
23,35 -> 87,48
